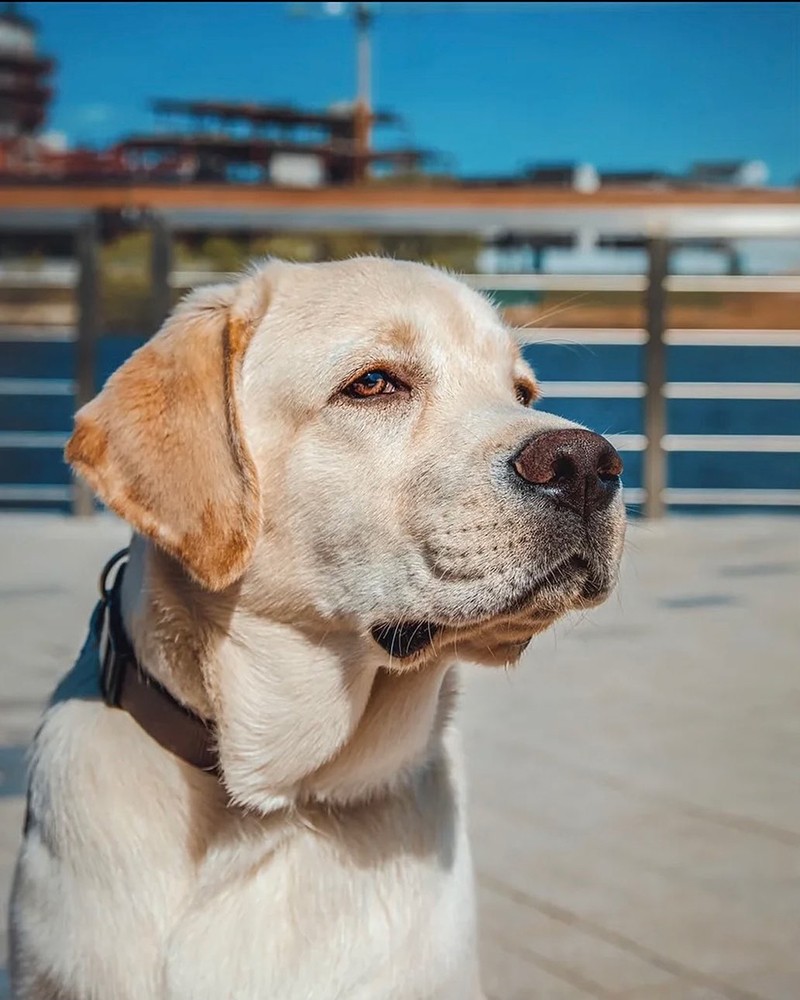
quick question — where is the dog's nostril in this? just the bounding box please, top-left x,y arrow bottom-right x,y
598,446 -> 624,480
552,453 -> 577,484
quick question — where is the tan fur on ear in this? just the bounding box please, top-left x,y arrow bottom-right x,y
66,274 -> 269,591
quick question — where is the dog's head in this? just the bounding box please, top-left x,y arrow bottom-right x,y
67,258 -> 625,668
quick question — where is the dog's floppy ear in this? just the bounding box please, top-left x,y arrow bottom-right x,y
66,274 -> 269,591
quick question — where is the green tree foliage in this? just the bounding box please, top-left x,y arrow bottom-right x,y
98,229 -> 482,333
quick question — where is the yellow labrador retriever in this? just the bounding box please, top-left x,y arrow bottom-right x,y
10,257 -> 625,999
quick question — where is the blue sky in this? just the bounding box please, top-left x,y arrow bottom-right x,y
28,1 -> 800,184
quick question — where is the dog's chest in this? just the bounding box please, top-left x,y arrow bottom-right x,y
162,797 -> 478,999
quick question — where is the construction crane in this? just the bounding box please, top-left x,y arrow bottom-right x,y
288,3 -> 531,180
289,3 -> 377,181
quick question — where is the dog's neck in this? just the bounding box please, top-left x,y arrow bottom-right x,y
119,535 -> 457,815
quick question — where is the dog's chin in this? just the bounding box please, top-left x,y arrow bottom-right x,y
371,555 -> 615,664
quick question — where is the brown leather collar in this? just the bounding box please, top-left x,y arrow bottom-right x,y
96,550 -> 218,774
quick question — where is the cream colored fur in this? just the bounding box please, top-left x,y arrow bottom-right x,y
9,258 -> 625,999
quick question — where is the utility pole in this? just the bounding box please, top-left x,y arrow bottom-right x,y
353,3 -> 374,182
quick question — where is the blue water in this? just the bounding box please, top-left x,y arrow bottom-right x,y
531,340 -> 800,508
1,335 -> 798,511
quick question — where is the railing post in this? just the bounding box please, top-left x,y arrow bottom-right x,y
72,212 -> 100,517
643,237 -> 670,518
149,212 -> 173,334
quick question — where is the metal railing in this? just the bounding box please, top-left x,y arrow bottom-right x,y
464,265 -> 800,515
1,211 -> 799,516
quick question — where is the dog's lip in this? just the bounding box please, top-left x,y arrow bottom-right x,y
371,554 -> 594,659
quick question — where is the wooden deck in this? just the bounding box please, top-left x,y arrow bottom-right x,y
1,514 -> 799,998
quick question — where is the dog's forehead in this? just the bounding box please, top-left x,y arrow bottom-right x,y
263,258 -> 515,363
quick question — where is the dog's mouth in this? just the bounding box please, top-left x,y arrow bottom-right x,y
371,621 -> 440,659
371,554 -> 601,659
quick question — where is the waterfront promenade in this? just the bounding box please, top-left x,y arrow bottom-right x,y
1,513 -> 798,999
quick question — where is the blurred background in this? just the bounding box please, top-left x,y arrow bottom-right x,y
0,3 -> 798,998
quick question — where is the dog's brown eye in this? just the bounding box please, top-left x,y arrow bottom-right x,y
345,370 -> 399,398
515,383 -> 535,407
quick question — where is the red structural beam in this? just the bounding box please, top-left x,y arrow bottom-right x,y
118,133 -> 429,166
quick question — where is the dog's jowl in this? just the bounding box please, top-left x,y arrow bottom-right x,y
9,258 -> 625,1000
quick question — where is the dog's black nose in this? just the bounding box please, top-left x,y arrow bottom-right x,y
512,428 -> 623,516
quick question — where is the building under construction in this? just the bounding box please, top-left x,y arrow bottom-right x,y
120,98 -> 432,186
0,2 -> 781,193
0,3 -> 433,186
0,2 -> 54,170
